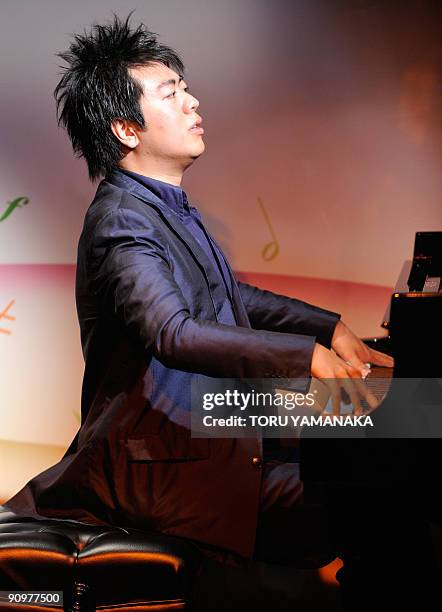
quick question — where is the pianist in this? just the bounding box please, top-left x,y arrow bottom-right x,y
5,14 -> 393,606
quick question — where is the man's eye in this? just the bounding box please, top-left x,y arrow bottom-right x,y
167,91 -> 176,98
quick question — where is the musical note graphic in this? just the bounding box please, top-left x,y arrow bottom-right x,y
0,197 -> 29,223
0,299 -> 16,334
258,197 -> 280,261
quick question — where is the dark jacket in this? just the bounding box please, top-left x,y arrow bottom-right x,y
5,171 -> 339,558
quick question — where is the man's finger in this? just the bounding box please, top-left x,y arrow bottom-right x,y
322,378 -> 342,416
368,348 -> 394,368
351,376 -> 379,411
341,379 -> 363,415
347,362 -> 370,380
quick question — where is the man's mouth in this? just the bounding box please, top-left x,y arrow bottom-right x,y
189,118 -> 204,135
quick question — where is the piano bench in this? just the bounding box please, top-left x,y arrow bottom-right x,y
0,506 -> 203,611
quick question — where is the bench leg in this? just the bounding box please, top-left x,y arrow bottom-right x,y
65,581 -> 95,612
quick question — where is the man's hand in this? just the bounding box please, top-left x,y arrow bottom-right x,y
311,343 -> 378,415
331,320 -> 394,376
310,320 -> 394,416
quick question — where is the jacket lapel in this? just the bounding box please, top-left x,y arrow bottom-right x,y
196,222 -> 250,327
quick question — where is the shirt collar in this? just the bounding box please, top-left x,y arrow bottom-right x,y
118,168 -> 190,222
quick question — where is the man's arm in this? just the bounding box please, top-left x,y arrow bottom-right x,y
90,206 -> 391,414
237,281 -> 340,348
90,208 -> 316,379
237,281 -> 393,411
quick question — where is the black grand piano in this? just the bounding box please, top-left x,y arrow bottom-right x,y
300,231 -> 442,609
301,230 -> 442,477
369,229 -> 441,377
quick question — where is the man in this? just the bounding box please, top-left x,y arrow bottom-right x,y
5,14 -> 392,582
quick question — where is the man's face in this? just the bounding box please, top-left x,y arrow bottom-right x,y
129,62 -> 205,169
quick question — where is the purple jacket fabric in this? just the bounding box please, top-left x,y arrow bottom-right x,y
5,170 -> 339,558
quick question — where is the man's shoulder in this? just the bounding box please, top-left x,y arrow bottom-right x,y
84,177 -> 160,229
76,178 -> 167,261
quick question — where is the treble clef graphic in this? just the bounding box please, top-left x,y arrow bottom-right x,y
0,197 -> 29,222
258,197 -> 280,261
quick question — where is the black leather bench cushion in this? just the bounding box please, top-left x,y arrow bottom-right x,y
0,507 -> 202,610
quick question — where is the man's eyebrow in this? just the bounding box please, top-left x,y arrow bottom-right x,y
157,77 -> 184,91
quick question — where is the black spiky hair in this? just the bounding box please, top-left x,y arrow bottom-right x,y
54,14 -> 185,180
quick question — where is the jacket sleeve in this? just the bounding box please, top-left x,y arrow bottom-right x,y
237,281 -> 340,349
90,207 -> 315,379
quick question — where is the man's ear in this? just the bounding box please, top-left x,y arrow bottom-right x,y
111,119 -> 140,149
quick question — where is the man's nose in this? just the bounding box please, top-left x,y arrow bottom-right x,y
184,92 -> 199,113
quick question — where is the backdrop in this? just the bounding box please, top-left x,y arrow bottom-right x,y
0,0 -> 440,497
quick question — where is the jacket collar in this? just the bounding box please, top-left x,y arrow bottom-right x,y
117,169 -> 191,222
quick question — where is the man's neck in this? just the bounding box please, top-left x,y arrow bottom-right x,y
118,160 -> 183,187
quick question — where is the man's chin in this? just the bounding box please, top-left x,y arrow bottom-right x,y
189,143 -> 205,160
180,143 -> 205,169
194,140 -> 205,155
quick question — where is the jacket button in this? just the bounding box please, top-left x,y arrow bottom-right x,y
252,456 -> 263,469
